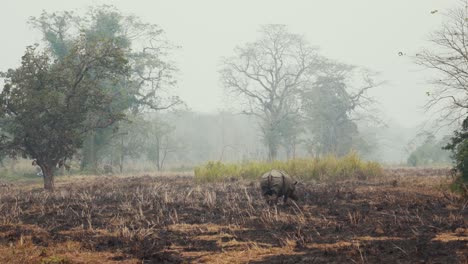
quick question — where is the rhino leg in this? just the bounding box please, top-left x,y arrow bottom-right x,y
265,195 -> 279,206
289,192 -> 298,201
284,189 -> 299,203
274,196 -> 279,205
263,193 -> 277,206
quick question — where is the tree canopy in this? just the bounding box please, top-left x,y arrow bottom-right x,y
302,65 -> 379,157
221,24 -> 380,160
221,24 -> 323,160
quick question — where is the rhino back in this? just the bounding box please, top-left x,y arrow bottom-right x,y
260,170 -> 291,195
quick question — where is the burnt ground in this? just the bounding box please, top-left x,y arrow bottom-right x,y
0,171 -> 466,263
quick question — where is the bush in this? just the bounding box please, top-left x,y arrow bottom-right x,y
406,134 -> 451,167
448,139 -> 468,196
454,139 -> 468,182
194,152 -> 383,183
444,117 -> 468,196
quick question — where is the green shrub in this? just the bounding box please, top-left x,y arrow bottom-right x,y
194,152 -> 383,183
444,117 -> 468,196
448,139 -> 468,196
454,140 -> 468,181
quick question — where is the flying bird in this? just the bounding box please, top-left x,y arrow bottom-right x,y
431,10 -> 438,14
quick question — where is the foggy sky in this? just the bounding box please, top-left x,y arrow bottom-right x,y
0,0 -> 458,128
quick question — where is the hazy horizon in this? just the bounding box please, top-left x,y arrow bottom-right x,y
0,0 -> 458,129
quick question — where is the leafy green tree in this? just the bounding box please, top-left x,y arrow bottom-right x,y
0,37 -> 128,190
30,6 -> 182,172
302,68 -> 379,157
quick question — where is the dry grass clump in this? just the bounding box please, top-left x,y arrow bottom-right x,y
194,152 -> 383,183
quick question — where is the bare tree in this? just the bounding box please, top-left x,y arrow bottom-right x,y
220,24 -> 322,161
416,2 -> 468,125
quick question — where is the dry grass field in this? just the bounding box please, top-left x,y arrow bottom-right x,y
0,169 -> 466,263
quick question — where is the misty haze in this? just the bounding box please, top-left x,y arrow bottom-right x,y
0,1 -> 466,263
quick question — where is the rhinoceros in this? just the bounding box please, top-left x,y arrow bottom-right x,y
260,169 -> 298,205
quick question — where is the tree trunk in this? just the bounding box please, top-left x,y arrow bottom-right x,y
41,164 -> 55,191
285,146 -> 291,161
9,159 -> 17,172
156,137 -> 161,171
119,136 -> 124,173
268,143 -> 278,162
81,132 -> 98,173
119,154 -> 124,173
160,147 -> 168,171
264,119 -> 279,162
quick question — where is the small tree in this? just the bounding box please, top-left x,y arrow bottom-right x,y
0,36 -> 128,190
221,24 -> 322,161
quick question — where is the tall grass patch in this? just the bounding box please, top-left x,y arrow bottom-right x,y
194,153 -> 383,182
